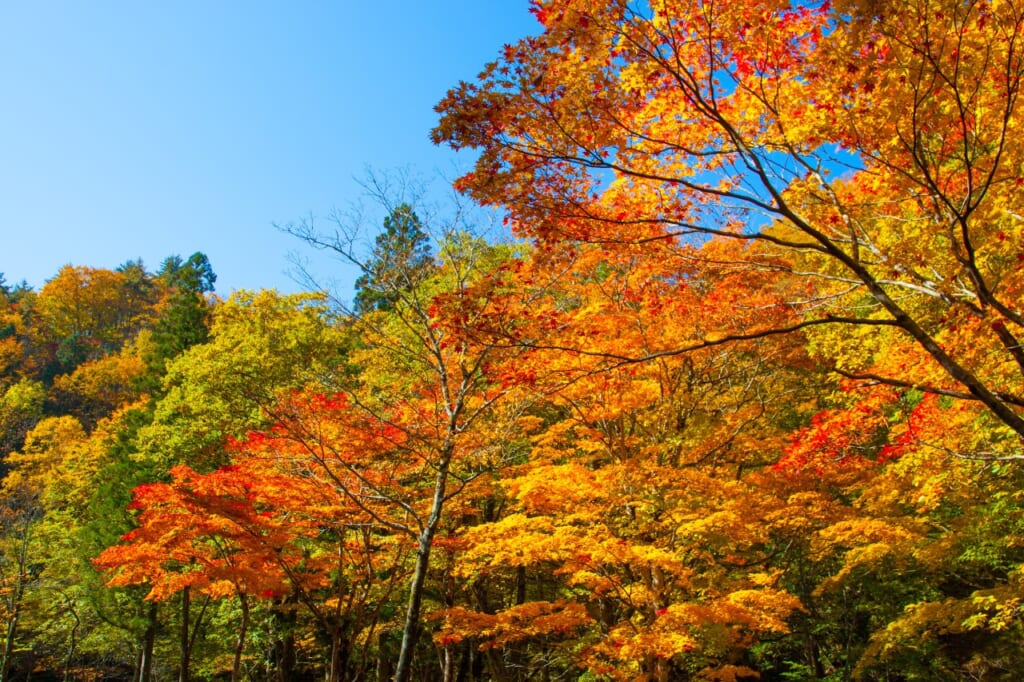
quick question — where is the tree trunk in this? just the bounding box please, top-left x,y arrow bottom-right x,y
138,603 -> 158,682
0,521 -> 32,682
231,594 -> 248,682
275,634 -> 295,682
454,641 -> 471,682
392,449 -> 452,682
61,600 -> 80,682
0,585 -> 21,682
0,597 -> 20,682
271,603 -> 296,682
392,532 -> 432,682
471,577 -> 508,681
442,643 -> 456,682
179,585 -> 190,682
375,631 -> 394,682
327,628 -> 349,682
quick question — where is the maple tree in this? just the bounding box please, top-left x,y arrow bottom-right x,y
7,1 -> 1024,676
426,0 -> 1024,677
774,387 -> 1024,678
422,237 -> 825,680
433,0 -> 1024,445
94,461 -> 329,682
0,257 -> 227,680
281,214 -> 535,681
87,289 -> 348,681
93,198 -> 536,680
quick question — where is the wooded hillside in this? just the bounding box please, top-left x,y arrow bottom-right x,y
2,0 -> 1023,679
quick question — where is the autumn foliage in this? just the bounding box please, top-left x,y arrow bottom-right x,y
2,0 -> 1024,680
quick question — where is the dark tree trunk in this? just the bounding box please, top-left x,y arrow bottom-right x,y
375,631 -> 394,682
327,627 -> 351,682
61,600 -> 80,682
232,593 -> 249,682
179,586 -> 190,682
271,604 -> 297,682
137,603 -> 158,682
393,449 -> 453,682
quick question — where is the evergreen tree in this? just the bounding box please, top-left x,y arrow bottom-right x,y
353,204 -> 432,314
146,253 -> 216,384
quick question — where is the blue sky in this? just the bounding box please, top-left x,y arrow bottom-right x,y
0,2 -> 537,297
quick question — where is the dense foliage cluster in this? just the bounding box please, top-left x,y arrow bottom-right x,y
2,0 -> 1024,679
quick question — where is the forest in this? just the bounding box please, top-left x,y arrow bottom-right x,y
3,0 -> 1024,679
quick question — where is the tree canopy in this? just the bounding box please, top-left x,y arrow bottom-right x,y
2,1 -> 1024,680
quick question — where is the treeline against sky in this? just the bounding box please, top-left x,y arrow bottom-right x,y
3,0 -> 1024,679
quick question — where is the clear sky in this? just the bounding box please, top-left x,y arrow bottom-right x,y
0,1 -> 538,297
